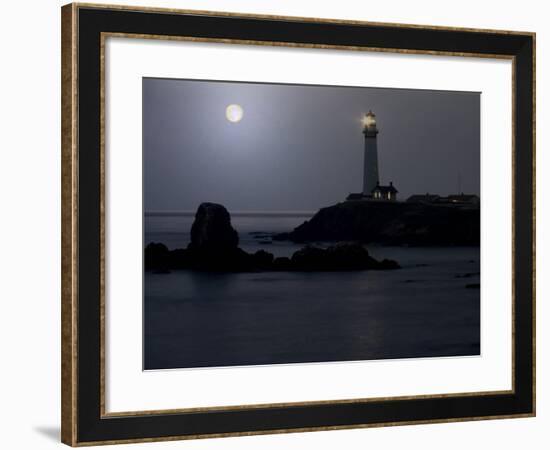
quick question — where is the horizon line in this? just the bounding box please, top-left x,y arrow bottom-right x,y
145,210 -> 317,218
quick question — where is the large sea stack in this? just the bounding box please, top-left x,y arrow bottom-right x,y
188,202 -> 239,252
186,202 -> 252,271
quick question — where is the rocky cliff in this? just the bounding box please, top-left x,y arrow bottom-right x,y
275,201 -> 480,246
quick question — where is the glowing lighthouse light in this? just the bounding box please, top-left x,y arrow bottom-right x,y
363,110 -> 377,129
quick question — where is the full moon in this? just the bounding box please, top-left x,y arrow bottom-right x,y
225,104 -> 244,123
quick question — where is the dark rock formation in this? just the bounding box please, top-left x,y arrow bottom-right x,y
273,256 -> 292,270
182,202 -> 249,271
185,246 -> 254,272
144,242 -> 170,271
145,203 -> 400,272
275,201 -> 479,246
145,241 -> 398,272
252,250 -> 275,270
291,243 -> 399,271
189,202 -> 239,251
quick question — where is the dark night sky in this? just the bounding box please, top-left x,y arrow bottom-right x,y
143,78 -> 480,212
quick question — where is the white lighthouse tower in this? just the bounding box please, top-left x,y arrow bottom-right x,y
362,110 -> 380,196
346,110 -> 398,202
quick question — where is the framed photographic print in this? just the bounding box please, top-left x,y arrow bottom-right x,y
61,3 -> 536,446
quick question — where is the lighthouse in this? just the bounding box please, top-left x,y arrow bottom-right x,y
346,110 -> 398,202
362,110 -> 379,196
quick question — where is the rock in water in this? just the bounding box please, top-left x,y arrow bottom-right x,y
144,242 -> 170,271
189,202 -> 239,252
144,203 -> 400,272
290,243 -> 399,271
252,250 -> 274,270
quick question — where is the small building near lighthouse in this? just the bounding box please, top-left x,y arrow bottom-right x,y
346,110 -> 398,202
372,181 -> 398,201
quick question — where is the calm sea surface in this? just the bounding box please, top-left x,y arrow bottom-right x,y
144,214 -> 480,370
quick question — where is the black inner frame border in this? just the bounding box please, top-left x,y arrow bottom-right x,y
75,5 -> 534,444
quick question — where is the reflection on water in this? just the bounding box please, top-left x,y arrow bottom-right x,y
144,246 -> 480,370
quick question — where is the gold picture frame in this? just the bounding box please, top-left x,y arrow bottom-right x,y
62,3 -> 535,446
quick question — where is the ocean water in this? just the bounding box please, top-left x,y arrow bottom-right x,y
144,214 -> 480,370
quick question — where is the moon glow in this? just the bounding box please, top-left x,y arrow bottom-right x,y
226,104 -> 244,123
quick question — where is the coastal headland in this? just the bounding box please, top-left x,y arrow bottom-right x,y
275,200 -> 480,246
